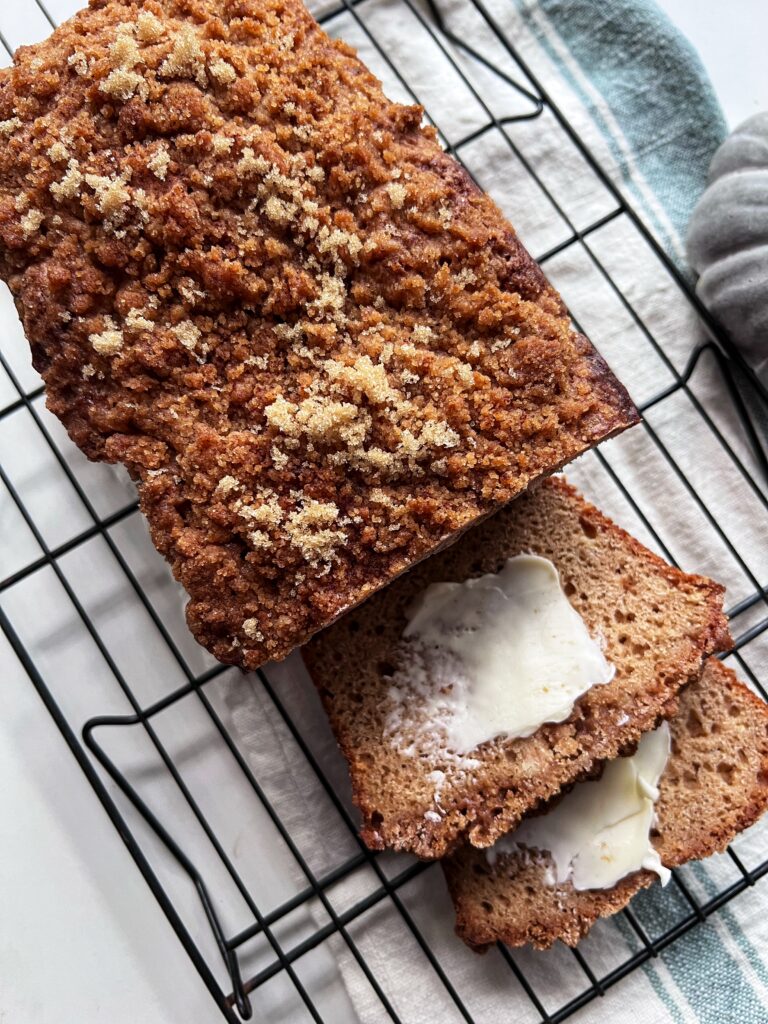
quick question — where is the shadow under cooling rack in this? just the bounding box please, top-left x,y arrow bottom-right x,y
2,0 -> 768,1022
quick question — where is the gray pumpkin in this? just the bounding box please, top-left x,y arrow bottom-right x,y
687,112 -> 768,380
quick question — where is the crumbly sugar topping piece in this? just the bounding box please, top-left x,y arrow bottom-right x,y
136,10 -> 165,43
84,170 -> 132,223
285,498 -> 347,566
50,158 -> 83,202
215,475 -> 240,496
209,57 -> 237,86
67,50 -> 90,76
242,618 -> 263,642
0,0 -> 635,669
171,320 -> 202,352
236,490 -> 284,528
212,134 -> 234,156
20,208 -> 44,238
386,182 -> 407,209
99,22 -> 148,101
47,141 -> 69,164
146,144 -> 171,180
158,24 -> 206,86
89,318 -> 123,354
0,118 -> 22,135
125,307 -> 155,333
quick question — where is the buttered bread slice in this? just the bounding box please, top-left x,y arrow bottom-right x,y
302,477 -> 730,858
444,658 -> 768,950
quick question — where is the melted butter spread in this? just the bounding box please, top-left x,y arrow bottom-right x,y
490,723 -> 672,889
401,554 -> 614,755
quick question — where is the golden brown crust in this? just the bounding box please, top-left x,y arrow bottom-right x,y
445,658 -> 768,951
0,0 -> 636,669
302,476 -> 730,858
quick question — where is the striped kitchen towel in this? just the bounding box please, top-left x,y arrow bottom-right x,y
500,0 -> 727,267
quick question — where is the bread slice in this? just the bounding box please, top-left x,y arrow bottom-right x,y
0,0 -> 637,671
302,477 -> 730,859
444,658 -> 768,951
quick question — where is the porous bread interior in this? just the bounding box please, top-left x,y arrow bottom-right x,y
302,476 -> 730,858
444,658 -> 768,951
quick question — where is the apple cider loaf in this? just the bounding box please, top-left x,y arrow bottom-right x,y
0,0 -> 636,668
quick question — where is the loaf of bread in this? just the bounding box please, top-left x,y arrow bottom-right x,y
0,0 -> 637,670
444,657 -> 768,950
302,477 -> 730,858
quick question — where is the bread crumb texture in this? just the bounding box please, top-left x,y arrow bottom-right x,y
0,0 -> 636,668
444,658 -> 768,950
303,477 -> 730,858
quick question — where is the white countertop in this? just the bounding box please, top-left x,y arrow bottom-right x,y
661,0 -> 767,128
1,2 -> 766,1022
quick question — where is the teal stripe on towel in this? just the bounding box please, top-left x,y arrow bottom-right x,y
691,862 -> 768,993
627,881 -> 768,1022
519,0 -> 726,255
511,0 -> 680,263
613,914 -> 687,1024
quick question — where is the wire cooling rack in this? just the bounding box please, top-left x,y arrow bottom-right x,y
2,1 -> 768,1021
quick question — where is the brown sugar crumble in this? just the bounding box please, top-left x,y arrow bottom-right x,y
0,0 -> 637,669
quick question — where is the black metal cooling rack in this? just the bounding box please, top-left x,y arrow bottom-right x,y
2,0 -> 768,1021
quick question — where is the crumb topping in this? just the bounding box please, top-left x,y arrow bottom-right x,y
84,170 -> 132,222
285,498 -> 346,566
47,141 -> 69,164
125,307 -> 154,332
242,618 -> 263,642
386,182 -> 407,208
0,0 -> 633,668
216,475 -> 240,495
100,23 -> 148,101
212,134 -> 234,156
